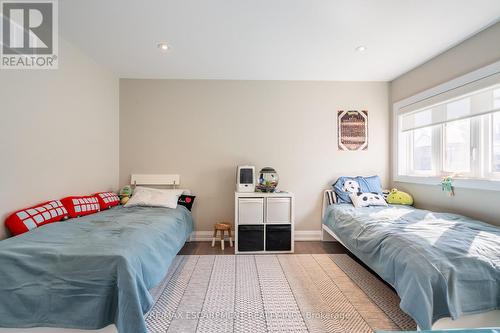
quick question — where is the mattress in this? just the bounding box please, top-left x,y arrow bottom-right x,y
323,204 -> 500,330
0,205 -> 193,333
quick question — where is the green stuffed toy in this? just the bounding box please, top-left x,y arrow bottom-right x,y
119,185 -> 132,205
386,188 -> 413,206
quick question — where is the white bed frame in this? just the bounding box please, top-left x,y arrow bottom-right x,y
321,189 -> 500,331
130,174 -> 180,187
0,175 -> 182,333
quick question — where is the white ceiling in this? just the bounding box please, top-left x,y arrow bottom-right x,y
60,0 -> 500,81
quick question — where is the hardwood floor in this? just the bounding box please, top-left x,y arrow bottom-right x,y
178,241 -> 348,255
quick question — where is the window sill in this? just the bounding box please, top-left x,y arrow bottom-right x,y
394,175 -> 500,192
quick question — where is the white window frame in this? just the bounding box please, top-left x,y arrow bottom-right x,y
393,60 -> 500,191
405,126 -> 439,176
441,117 -> 478,178
484,112 -> 500,180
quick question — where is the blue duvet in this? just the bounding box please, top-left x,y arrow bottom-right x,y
0,205 -> 193,333
324,204 -> 500,330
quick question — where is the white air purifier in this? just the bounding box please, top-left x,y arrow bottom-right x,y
236,166 -> 255,192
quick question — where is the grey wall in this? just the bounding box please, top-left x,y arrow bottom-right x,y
0,39 -> 119,239
390,22 -> 500,226
120,80 -> 389,232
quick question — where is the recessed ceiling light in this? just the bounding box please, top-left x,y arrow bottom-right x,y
157,42 -> 169,52
355,45 -> 367,52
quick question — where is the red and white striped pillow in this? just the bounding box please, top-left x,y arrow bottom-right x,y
95,192 -> 120,210
5,200 -> 69,236
61,196 -> 100,218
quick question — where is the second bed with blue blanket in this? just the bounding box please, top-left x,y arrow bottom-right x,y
0,205 -> 193,333
323,204 -> 500,330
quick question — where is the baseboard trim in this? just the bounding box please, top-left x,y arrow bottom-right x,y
190,231 -> 215,242
294,230 -> 322,241
190,230 -> 321,242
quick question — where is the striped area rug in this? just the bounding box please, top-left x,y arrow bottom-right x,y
145,254 -> 416,333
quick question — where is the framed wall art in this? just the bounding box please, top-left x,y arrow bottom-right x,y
337,110 -> 368,151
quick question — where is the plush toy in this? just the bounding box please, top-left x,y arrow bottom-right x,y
441,177 -> 455,196
119,185 -> 132,205
386,188 -> 413,205
120,185 -> 132,197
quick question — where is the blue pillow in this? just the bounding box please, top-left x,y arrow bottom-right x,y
333,175 -> 383,204
362,175 -> 383,194
333,176 -> 360,203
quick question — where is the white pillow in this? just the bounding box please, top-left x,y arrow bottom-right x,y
350,192 -> 388,208
133,187 -> 191,196
124,187 -> 187,209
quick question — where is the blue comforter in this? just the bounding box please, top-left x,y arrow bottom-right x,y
0,205 -> 193,333
324,204 -> 500,330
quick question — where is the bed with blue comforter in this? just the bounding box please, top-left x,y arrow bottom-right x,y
0,205 -> 193,333
323,204 -> 500,330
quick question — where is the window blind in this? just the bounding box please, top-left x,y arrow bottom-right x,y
400,72 -> 500,132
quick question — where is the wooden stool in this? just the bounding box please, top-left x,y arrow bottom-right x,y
211,223 -> 233,250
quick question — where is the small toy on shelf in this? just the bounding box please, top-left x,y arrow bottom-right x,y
386,188 -> 414,205
441,177 -> 455,196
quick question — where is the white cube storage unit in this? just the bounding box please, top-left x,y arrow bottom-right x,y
235,192 -> 294,254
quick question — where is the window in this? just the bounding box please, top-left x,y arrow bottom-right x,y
412,127 -> 433,172
492,112 -> 500,172
443,119 -> 470,173
396,78 -> 500,185
492,89 -> 500,174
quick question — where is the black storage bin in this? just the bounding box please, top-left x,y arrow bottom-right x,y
238,225 -> 264,252
266,224 -> 292,251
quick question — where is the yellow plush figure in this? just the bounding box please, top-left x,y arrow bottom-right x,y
120,196 -> 130,205
386,188 -> 413,205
